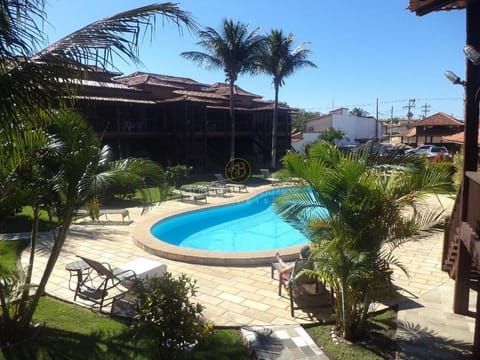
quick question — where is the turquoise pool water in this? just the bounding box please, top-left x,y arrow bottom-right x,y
151,188 -> 319,252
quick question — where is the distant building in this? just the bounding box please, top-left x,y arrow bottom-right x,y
397,112 -> 464,149
304,108 -> 380,147
291,132 -> 321,153
383,119 -> 411,144
72,70 -> 292,172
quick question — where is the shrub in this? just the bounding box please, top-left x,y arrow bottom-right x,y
133,273 -> 211,359
166,165 -> 192,188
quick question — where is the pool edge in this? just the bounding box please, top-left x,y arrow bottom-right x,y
133,185 -> 306,266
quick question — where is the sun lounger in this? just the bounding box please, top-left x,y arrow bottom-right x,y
172,189 -> 208,204
98,209 -> 130,223
213,173 -> 248,193
75,208 -> 130,223
73,256 -> 167,311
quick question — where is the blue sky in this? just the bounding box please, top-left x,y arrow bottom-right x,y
44,0 -> 467,120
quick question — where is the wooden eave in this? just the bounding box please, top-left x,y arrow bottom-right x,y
408,0 -> 469,15
73,95 -> 155,104
206,104 -> 274,112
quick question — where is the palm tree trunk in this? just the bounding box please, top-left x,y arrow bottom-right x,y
18,202 -> 40,315
270,83 -> 279,169
229,79 -> 236,162
20,210 -> 74,327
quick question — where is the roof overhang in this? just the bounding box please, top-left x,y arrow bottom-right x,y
408,0 -> 468,16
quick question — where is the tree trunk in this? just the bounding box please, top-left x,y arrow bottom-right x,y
229,79 -> 236,162
270,83 -> 279,169
20,209 -> 74,327
18,203 -> 40,315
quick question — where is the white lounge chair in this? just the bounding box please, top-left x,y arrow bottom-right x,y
172,189 -> 207,204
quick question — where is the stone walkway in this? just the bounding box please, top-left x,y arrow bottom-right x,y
3,187 -> 477,358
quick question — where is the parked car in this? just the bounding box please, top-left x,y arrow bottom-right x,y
424,146 -> 452,160
405,144 -> 432,155
406,145 -> 452,160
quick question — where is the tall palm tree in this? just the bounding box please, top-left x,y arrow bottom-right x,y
256,29 -> 316,168
181,19 -> 264,161
275,142 -> 454,340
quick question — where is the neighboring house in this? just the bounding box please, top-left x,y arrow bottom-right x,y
304,108 -> 381,147
398,112 -> 464,150
73,69 -> 292,172
384,119 -> 411,144
291,132 -> 321,153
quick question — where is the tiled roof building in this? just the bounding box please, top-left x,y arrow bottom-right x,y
73,70 -> 292,172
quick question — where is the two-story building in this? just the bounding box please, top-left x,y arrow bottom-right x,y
397,112 -> 464,151
72,69 -> 292,172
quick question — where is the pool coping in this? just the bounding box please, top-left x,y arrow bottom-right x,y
133,185 -> 306,266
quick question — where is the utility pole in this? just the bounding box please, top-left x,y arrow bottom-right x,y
375,98 -> 379,140
390,106 -> 394,142
421,102 -> 431,118
403,99 -> 416,121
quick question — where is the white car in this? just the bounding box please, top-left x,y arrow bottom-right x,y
407,145 -> 451,159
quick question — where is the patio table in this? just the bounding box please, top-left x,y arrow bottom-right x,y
65,259 -> 91,291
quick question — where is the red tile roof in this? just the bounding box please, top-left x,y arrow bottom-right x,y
205,83 -> 261,98
114,72 -> 206,89
443,130 -> 480,144
409,112 -> 463,127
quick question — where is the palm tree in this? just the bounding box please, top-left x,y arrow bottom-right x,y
275,142 -> 454,340
181,19 -> 264,162
0,109 -> 168,342
256,29 -> 316,168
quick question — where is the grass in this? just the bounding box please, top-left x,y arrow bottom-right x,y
25,297 -> 250,360
0,239 -> 28,268
0,207 -> 58,234
307,308 -> 398,360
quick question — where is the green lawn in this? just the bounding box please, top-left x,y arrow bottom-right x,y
0,207 -> 58,234
27,297 -> 250,360
0,239 -> 28,268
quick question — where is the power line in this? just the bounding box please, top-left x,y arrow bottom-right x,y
301,97 -> 462,114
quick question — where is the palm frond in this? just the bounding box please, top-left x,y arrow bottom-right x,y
0,0 -> 47,57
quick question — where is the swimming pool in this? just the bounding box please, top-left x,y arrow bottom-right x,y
150,188 -> 311,252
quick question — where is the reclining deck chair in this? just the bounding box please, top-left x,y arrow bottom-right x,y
213,173 -> 248,193
74,256 -> 138,311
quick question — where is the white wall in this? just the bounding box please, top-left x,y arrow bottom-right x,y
304,108 -> 380,147
305,116 -> 332,132
291,133 -> 320,153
